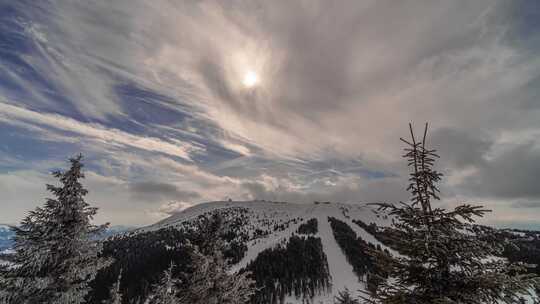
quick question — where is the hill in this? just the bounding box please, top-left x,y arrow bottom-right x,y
90,200 -> 401,304
88,200 -> 540,304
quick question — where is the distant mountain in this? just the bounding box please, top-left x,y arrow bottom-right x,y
0,224 -> 134,252
102,225 -> 137,238
0,224 -> 15,252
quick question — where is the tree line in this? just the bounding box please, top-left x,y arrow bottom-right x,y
244,235 -> 331,304
328,217 -> 389,294
297,218 -> 318,235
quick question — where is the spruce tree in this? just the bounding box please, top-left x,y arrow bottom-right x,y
142,215 -> 255,304
0,155 -> 112,304
363,123 -> 540,304
147,262 -> 180,304
335,288 -> 360,304
178,215 -> 255,304
103,270 -> 123,304
178,245 -> 255,304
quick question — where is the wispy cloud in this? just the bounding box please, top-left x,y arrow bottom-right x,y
0,101 -> 199,160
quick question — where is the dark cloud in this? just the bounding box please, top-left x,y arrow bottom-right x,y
463,143 -> 540,199
429,127 -> 492,168
512,201 -> 540,209
129,181 -> 200,203
518,75 -> 540,110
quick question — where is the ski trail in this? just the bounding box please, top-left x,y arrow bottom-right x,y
315,213 -> 364,301
230,220 -> 305,273
345,218 -> 402,258
282,206 -> 366,304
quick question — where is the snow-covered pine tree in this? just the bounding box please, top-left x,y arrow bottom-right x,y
179,244 -> 255,304
0,155 -> 112,304
363,123 -> 540,304
146,262 -> 180,304
103,270 -> 123,304
178,215 -> 255,304
335,288 -> 360,304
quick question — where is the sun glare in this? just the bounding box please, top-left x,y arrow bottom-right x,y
242,70 -> 259,88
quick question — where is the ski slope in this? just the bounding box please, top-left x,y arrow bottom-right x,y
148,200 -> 390,303
141,200 -> 539,303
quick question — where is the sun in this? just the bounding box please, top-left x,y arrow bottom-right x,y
242,70 -> 259,88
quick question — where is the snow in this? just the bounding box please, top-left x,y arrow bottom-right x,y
305,210 -> 364,303
146,200 -> 393,303
229,218 -> 304,273
345,217 -> 402,258
129,200 -> 540,303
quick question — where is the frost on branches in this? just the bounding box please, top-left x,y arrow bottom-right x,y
143,214 -> 256,304
177,215 -> 255,304
335,288 -> 360,304
146,263 -> 181,304
103,270 -> 123,304
0,155 -> 112,304
363,123 -> 540,304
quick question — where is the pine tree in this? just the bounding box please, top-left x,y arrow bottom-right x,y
335,288 -> 360,304
142,215 -> 255,304
147,262 -> 180,304
0,155 -> 112,304
103,270 -> 123,304
178,215 -> 255,304
363,123 -> 540,304
179,246 -> 255,304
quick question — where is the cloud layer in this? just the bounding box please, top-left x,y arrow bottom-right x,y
1,1 -> 540,227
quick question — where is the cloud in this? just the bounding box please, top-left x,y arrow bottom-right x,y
129,181 -> 200,203
462,143 -> 540,199
8,0 -> 540,163
157,201 -> 194,216
217,140 -> 251,156
134,0 -> 540,163
18,0 -> 536,162
0,170 -> 50,225
429,127 -> 493,169
0,101 -> 199,160
512,201 -> 540,209
2,1 -> 540,228
241,174 -> 407,205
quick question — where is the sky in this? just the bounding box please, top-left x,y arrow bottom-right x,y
1,1 -> 540,228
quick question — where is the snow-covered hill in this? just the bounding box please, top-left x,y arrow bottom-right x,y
141,200 -> 394,303
91,200 -> 540,304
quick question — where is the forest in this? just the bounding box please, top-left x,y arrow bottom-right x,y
243,235 -> 331,304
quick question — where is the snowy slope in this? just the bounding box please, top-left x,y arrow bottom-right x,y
118,200 -> 540,304
146,200 -> 392,303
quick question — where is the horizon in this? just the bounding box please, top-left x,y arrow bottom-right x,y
1,1 -> 540,229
